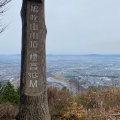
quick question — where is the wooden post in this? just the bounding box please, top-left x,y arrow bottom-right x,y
16,0 -> 51,119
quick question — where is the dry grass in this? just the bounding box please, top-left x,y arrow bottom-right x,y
0,103 -> 16,120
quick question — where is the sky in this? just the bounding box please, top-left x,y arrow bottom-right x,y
0,0 -> 120,55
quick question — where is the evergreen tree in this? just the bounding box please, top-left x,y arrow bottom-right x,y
1,81 -> 19,104
0,81 -> 3,103
16,86 -> 20,95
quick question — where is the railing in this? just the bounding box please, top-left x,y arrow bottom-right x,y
111,114 -> 120,120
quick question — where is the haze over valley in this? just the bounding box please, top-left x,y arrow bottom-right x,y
0,54 -> 120,93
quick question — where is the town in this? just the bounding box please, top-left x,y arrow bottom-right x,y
0,54 -> 120,93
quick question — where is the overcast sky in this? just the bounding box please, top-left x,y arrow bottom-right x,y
0,0 -> 120,55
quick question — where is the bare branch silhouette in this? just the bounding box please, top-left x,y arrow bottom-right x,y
0,0 -> 11,33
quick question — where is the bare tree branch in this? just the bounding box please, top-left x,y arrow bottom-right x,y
0,24 -> 8,33
0,0 -> 12,33
0,0 -> 11,8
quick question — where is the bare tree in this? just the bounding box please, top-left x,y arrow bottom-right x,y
0,0 -> 11,33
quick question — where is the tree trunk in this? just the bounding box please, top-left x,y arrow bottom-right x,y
16,0 -> 50,119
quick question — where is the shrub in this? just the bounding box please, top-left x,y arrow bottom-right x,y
0,103 -> 16,120
63,102 -> 87,120
47,87 -> 70,119
76,91 -> 98,109
0,81 -> 19,104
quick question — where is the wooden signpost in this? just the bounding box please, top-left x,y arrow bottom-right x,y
16,0 -> 50,119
